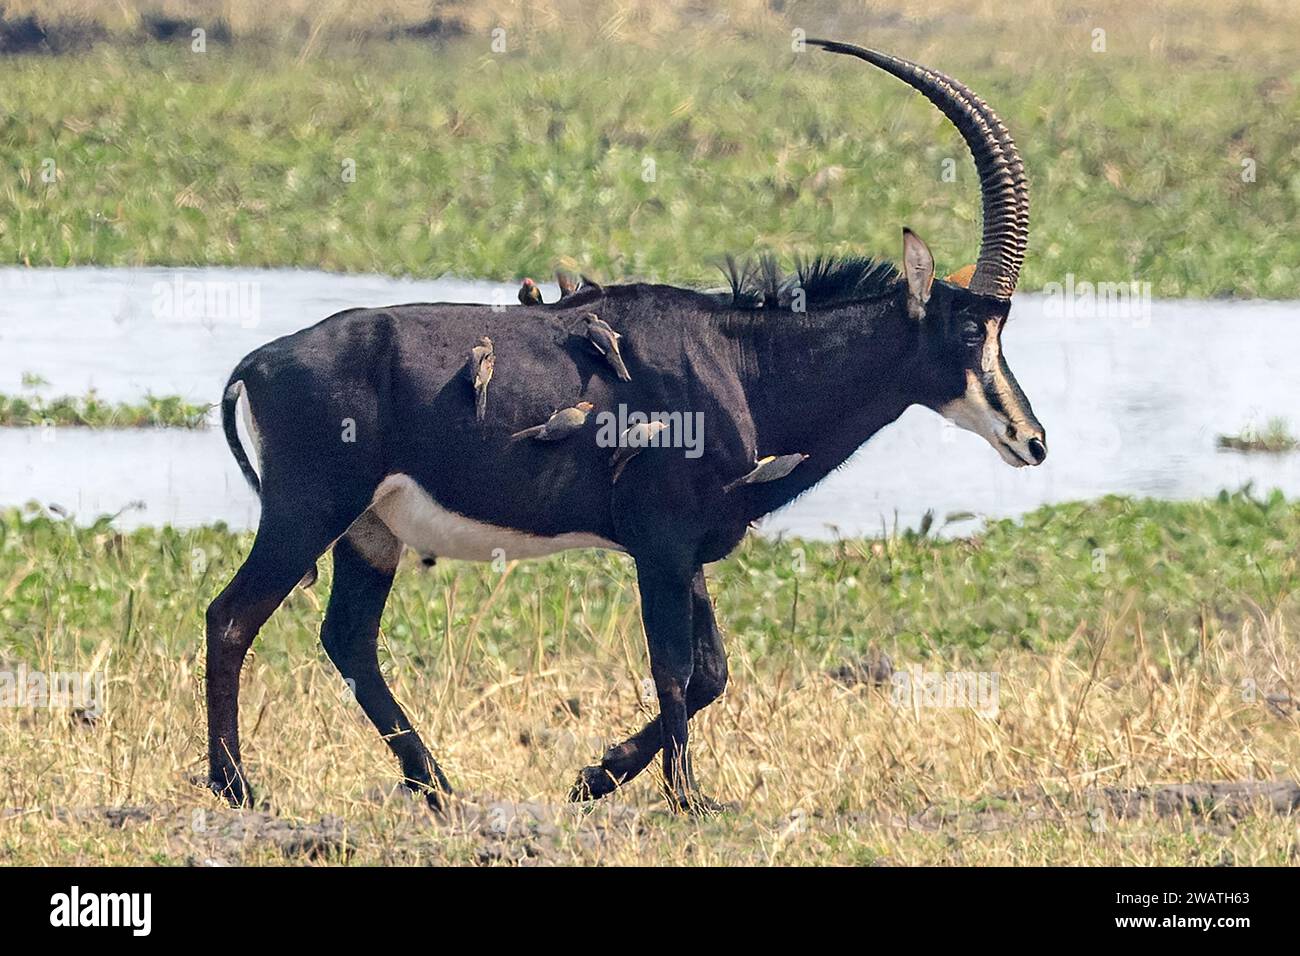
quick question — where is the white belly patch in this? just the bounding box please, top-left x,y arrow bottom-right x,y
370,474 -> 622,563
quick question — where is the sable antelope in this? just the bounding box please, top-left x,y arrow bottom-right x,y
207,40 -> 1045,813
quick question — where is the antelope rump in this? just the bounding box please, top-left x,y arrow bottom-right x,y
206,39 -> 1046,813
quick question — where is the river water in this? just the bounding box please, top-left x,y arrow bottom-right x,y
1,267 -> 1296,539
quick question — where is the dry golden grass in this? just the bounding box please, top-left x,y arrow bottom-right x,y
3,571 -> 1296,865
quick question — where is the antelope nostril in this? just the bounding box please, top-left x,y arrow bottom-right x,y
1006,424 -> 1018,441
1026,437 -> 1047,464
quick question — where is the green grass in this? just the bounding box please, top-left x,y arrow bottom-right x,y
1217,418 -> 1298,454
0,32 -> 1297,297
3,489 -> 1296,670
0,390 -> 210,428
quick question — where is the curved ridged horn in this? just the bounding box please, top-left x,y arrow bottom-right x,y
807,39 -> 1029,300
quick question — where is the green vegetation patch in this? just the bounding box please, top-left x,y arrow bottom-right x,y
0,390 -> 210,428
2,489 -> 1296,671
0,30 -> 1297,297
1217,418 -> 1298,454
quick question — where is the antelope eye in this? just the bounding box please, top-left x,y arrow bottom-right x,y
961,321 -> 983,346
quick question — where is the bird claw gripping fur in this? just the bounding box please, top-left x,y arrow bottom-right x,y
723,453 -> 809,493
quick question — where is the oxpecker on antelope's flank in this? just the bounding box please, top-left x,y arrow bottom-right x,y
610,420 -> 670,482
582,312 -> 631,382
206,40 -> 1046,815
468,336 -> 494,423
511,401 -> 595,441
723,453 -> 810,493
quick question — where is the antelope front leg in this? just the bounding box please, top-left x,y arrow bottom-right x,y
571,568 -> 728,804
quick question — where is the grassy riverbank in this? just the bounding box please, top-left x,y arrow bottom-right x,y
1218,419 -> 1299,454
1,491 -> 1297,864
1,1 -> 1298,296
0,390 -> 210,428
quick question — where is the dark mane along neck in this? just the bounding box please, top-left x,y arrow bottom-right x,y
716,254 -> 901,311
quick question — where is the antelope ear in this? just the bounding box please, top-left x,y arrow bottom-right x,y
946,263 -> 976,288
902,228 -> 935,318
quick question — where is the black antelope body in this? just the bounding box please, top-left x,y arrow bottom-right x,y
207,40 -> 1046,813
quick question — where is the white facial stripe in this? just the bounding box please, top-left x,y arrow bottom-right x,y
982,324 -> 1036,431
941,370 -> 1000,432
939,321 -> 1044,467
370,474 -> 623,562
980,319 -> 1000,374
939,371 -> 1027,468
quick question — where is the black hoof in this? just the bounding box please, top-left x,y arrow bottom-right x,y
569,764 -> 623,802
207,773 -> 252,809
402,777 -> 452,813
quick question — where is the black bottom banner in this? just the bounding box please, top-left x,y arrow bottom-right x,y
0,864 -> 1284,941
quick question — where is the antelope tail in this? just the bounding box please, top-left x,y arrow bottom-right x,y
221,379 -> 260,496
